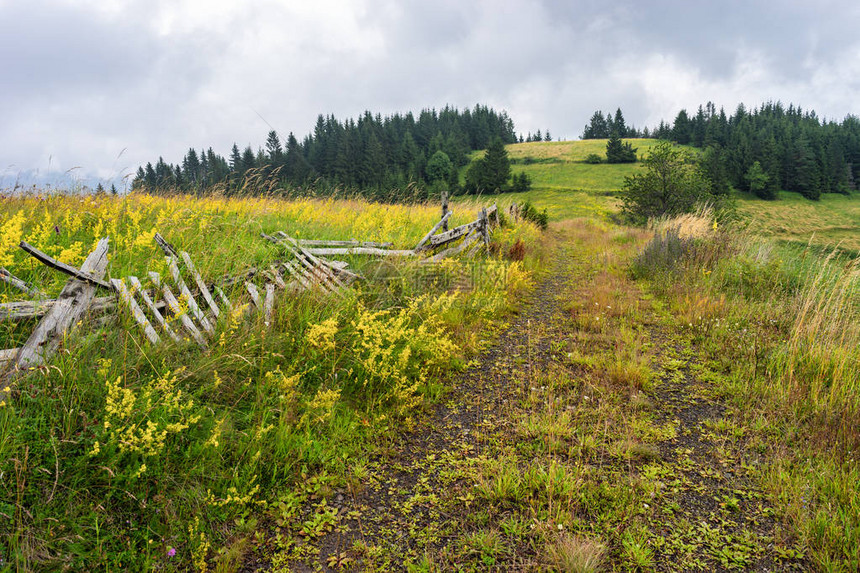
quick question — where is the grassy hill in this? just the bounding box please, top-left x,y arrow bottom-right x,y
459,139 -> 860,251
505,138 -> 664,193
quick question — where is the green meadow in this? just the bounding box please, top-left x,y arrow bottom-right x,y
460,140 -> 859,252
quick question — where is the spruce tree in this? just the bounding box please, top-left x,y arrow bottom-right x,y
582,111 -> 609,139
614,108 -> 627,138
265,130 -> 283,163
606,133 -> 637,163
229,144 -> 242,172
672,110 -> 692,144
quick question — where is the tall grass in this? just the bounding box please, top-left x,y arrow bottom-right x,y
632,209 -> 860,569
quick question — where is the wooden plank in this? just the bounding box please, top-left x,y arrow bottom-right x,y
263,283 -> 275,326
1,296 -> 115,322
286,257 -> 331,292
165,256 -> 214,335
0,267 -> 44,297
3,239 -> 110,396
423,229 -> 480,263
282,261 -> 313,290
264,233 -> 337,293
282,235 -> 348,290
266,266 -> 288,289
214,286 -> 233,313
297,239 -> 394,248
488,203 -> 499,229
151,273 -> 207,348
319,259 -> 361,283
0,348 -> 19,372
245,282 -> 262,309
414,211 -> 452,251
128,276 -> 180,343
111,278 -> 160,345
154,232 -> 178,257
427,219 -> 481,248
18,241 -> 113,290
180,251 -> 220,319
301,247 -> 417,257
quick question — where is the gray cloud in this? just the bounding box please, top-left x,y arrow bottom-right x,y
1,0 -> 859,188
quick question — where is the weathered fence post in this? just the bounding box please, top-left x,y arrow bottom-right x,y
480,207 -> 490,247
2,238 -> 111,400
441,190 -> 449,232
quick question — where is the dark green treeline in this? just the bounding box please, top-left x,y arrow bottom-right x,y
583,102 -> 860,200
132,105 -> 516,200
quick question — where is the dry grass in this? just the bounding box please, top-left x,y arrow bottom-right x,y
650,206 -> 716,241
544,534 -> 607,573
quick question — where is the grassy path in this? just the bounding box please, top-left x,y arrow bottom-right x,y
260,221 -> 806,571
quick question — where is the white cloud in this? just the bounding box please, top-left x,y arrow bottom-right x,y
1,0 -> 860,187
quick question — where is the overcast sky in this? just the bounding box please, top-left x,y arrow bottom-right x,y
2,0 -> 860,189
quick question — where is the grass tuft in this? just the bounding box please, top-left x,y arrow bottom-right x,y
544,534 -> 607,573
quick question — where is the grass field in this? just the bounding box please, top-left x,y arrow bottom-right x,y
0,192 -> 543,571
505,139 -> 665,194
738,191 -> 860,252
463,140 -> 859,252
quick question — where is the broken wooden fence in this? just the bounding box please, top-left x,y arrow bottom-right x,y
0,202 -> 501,400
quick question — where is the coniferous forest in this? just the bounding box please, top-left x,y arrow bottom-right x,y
134,101 -> 860,202
582,102 -> 860,199
132,105 -> 516,200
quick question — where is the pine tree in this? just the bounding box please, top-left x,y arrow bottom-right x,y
182,148 -> 201,187
360,130 -> 386,187
700,146 -> 730,196
241,146 -> 256,173
400,131 -> 424,181
613,108 -> 627,137
134,167 -> 146,190
791,135 -> 821,199
265,130 -> 283,164
582,111 -> 610,139
672,110 -> 692,144
606,133 -> 637,163
229,144 -> 242,172
465,137 -> 511,194
284,132 -> 311,184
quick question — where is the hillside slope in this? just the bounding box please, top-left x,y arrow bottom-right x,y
460,140 -> 859,251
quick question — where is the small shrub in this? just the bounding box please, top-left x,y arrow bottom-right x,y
584,153 -> 603,164
520,201 -> 549,230
630,226 -> 693,279
511,171 -> 533,193
622,527 -> 654,569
